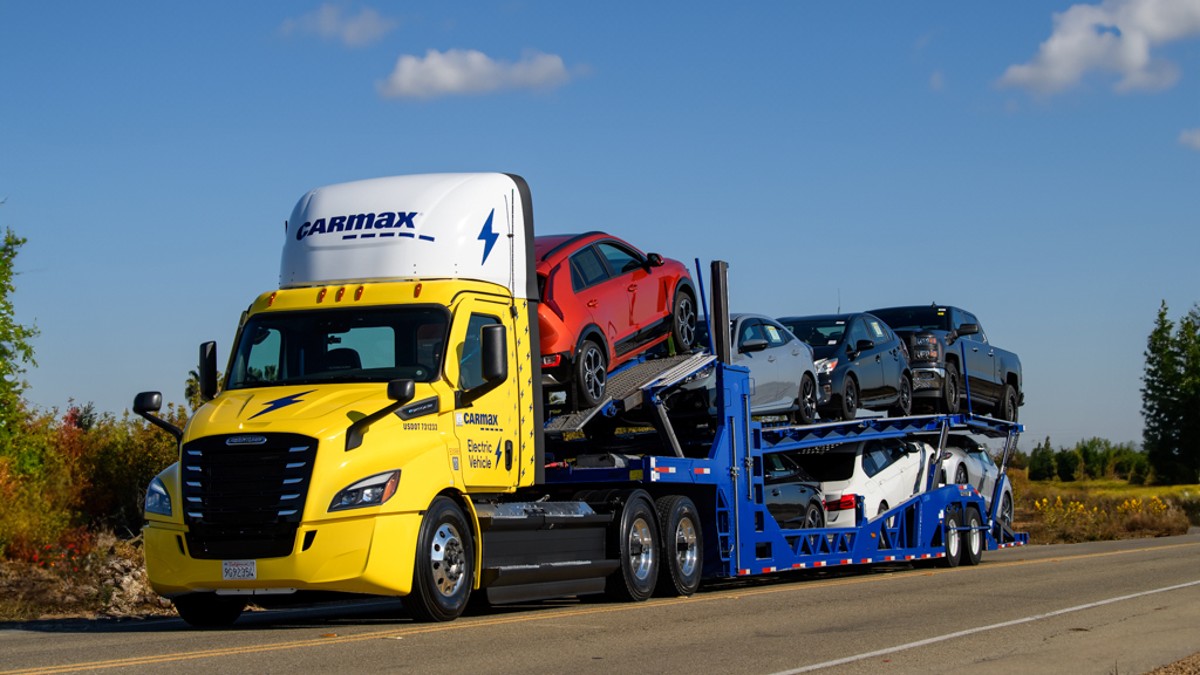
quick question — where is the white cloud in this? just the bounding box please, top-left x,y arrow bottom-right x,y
999,0 -> 1200,94
281,3 -> 397,48
1180,128 -> 1200,150
377,49 -> 571,99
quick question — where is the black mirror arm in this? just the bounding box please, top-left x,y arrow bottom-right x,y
139,411 -> 183,442
345,380 -> 416,451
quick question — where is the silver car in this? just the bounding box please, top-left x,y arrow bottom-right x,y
671,313 -> 821,424
935,434 -> 1015,527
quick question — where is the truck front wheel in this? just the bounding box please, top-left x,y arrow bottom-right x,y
407,496 -> 473,622
940,364 -> 960,414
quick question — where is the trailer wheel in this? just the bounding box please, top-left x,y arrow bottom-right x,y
407,496 -> 473,622
962,506 -> 983,566
173,593 -> 246,629
655,495 -> 702,597
606,491 -> 659,601
940,507 -> 963,568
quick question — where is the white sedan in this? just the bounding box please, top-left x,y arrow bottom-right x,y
791,437 -> 936,526
935,433 -> 1015,527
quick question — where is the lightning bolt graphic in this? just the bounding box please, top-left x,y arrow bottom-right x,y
477,209 -> 498,265
249,390 -> 317,419
494,435 -> 503,465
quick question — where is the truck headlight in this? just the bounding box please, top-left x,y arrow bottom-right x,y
145,477 -> 172,517
329,471 -> 400,512
911,335 -> 940,362
815,358 -> 837,376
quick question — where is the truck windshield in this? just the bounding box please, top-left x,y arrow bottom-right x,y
225,307 -> 449,389
869,307 -> 951,332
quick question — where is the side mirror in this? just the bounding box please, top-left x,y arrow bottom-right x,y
740,338 -> 769,354
481,324 -> 508,382
646,253 -> 665,267
133,391 -> 183,442
855,339 -> 875,353
956,323 -> 979,337
199,342 -> 218,402
346,379 -> 416,451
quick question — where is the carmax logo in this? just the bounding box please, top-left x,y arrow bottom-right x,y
225,435 -> 268,446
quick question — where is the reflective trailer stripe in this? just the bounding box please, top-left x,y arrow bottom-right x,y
653,466 -> 676,473
694,468 -> 711,475
762,566 -> 777,573
792,563 -> 806,569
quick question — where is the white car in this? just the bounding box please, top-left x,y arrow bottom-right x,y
791,437 -> 935,526
935,434 -> 1014,527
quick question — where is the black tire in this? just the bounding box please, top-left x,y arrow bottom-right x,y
962,507 -> 983,566
887,375 -> 913,417
655,495 -> 702,597
606,491 -> 659,601
173,594 -> 246,629
941,507 -> 963,568
940,363 -> 960,414
790,374 -> 818,425
574,339 -> 608,409
954,464 -> 969,486
803,501 -> 825,529
835,376 -> 858,421
407,496 -> 473,622
999,491 -> 1014,528
671,289 -> 697,353
995,383 -> 1019,422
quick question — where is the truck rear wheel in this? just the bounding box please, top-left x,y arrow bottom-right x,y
962,506 -> 983,566
995,384 -> 1018,422
173,593 -> 246,629
606,491 -> 659,601
940,507 -> 963,568
407,496 -> 473,622
655,495 -> 702,597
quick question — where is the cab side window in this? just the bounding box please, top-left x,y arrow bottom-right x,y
460,314 -> 502,389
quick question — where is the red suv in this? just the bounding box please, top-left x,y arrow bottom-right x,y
535,232 -> 697,408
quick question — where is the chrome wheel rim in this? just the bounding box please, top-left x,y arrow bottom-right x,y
628,515 -> 655,582
431,522 -> 467,598
581,346 -> 606,401
946,518 -> 960,558
674,516 -> 698,578
676,296 -> 696,348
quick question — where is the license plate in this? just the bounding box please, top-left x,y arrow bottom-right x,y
222,560 -> 256,581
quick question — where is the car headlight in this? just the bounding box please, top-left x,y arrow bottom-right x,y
145,477 -> 172,517
329,470 -> 401,512
911,334 -> 940,362
815,358 -> 837,376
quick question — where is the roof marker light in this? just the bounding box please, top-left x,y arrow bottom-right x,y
355,286 -> 364,301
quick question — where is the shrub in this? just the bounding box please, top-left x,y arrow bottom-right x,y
1056,450 -> 1082,482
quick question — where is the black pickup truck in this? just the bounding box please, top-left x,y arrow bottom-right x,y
867,305 -> 1022,421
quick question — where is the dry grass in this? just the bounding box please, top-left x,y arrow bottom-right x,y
1010,471 -> 1197,544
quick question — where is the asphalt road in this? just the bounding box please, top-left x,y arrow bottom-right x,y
2,533 -> 1198,675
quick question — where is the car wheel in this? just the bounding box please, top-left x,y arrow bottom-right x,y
406,497 -> 473,622
671,290 -> 697,352
941,507 -> 963,568
954,464 -> 968,486
173,593 -> 246,629
606,491 -> 659,602
575,339 -> 608,409
790,374 -> 817,425
962,506 -> 983,566
996,384 -> 1019,423
655,495 -> 702,597
836,376 -> 858,420
940,364 -> 960,414
804,501 -> 825,529
999,491 -> 1014,528
887,375 -> 913,417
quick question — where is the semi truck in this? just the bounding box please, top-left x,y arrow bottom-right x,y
134,173 -> 1027,627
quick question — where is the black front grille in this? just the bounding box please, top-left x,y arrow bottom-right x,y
180,433 -> 318,560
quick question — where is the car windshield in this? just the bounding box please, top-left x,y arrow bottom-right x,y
792,450 -> 857,481
869,307 -> 952,332
779,318 -> 846,347
226,307 -> 449,389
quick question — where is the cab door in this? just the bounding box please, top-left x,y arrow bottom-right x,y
449,297 -> 521,491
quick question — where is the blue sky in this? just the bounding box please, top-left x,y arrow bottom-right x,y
2,2 -> 1197,449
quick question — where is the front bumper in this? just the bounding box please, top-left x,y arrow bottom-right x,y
144,511 -> 422,598
910,365 -> 946,398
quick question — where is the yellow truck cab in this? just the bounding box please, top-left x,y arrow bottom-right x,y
137,173 -> 547,624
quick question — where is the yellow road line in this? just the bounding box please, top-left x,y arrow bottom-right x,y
5,539 -> 1198,674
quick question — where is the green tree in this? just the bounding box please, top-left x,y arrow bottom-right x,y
1055,449 -> 1081,482
0,229 -> 39,458
1028,436 -> 1056,481
1141,301 -> 1200,484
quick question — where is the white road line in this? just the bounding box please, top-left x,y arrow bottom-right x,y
770,579 -> 1200,675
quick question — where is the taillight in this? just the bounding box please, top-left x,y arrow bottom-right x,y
825,494 -> 857,511
543,354 -> 562,368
